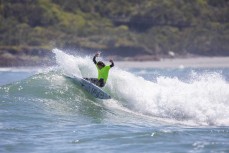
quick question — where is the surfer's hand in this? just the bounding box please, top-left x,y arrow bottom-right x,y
109,59 -> 113,63
109,59 -> 114,67
95,51 -> 101,57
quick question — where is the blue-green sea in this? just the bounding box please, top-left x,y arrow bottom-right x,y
0,49 -> 229,153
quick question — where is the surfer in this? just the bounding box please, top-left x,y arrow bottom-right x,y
84,51 -> 114,87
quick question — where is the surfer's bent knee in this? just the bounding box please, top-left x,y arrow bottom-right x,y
98,78 -> 105,87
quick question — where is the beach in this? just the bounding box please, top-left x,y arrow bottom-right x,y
116,57 -> 229,68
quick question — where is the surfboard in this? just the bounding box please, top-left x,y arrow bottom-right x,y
65,75 -> 111,99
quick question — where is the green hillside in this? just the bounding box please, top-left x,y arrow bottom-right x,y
0,0 -> 229,59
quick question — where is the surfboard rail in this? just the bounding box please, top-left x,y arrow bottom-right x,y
65,75 -> 111,99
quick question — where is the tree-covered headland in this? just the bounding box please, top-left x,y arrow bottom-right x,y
0,0 -> 228,65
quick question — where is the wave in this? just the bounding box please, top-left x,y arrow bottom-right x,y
1,48 -> 229,126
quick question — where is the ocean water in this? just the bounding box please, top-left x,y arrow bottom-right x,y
0,49 -> 229,153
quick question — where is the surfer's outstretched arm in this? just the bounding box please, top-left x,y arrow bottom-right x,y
93,51 -> 100,64
93,55 -> 97,64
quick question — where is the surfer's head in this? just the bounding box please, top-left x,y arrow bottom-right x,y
97,61 -> 105,69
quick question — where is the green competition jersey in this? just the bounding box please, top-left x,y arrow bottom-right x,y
96,65 -> 111,82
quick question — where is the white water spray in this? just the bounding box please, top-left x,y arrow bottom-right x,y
53,49 -> 229,126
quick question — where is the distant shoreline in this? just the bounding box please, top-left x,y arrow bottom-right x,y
115,57 -> 229,68
0,57 -> 229,69
1,46 -> 229,68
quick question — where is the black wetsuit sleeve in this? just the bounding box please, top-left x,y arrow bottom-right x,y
110,61 -> 114,68
93,55 -> 97,64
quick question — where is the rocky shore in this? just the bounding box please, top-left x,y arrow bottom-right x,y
0,46 -> 161,67
1,47 -> 229,68
0,47 -> 54,67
